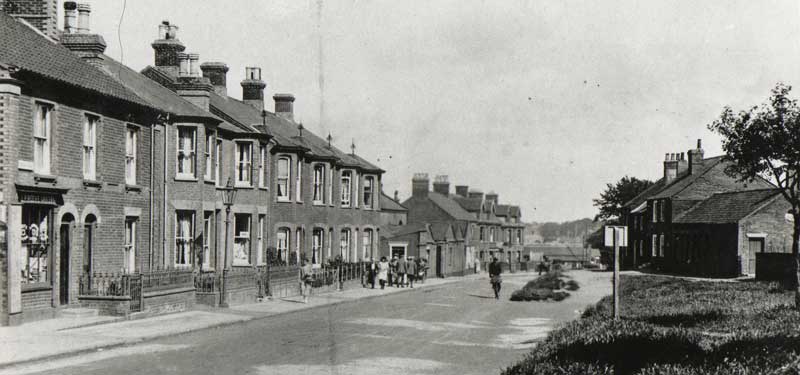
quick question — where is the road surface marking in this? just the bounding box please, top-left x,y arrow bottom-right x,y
424,303 -> 455,307
252,356 -> 448,375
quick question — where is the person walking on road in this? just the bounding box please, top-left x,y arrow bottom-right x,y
378,256 -> 389,289
397,256 -> 407,288
406,256 -> 417,288
488,257 -> 502,300
300,258 -> 313,304
389,256 -> 398,287
368,258 -> 377,289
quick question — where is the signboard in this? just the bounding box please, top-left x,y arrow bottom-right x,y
604,225 -> 628,247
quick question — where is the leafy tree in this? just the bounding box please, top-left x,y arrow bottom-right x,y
538,222 -> 561,243
708,83 -> 800,308
592,176 -> 654,221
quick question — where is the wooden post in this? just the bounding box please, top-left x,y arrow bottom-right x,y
613,228 -> 620,320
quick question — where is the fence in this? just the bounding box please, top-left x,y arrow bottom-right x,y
141,268 -> 195,292
79,272 -> 133,297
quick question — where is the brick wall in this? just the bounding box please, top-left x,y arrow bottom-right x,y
1,0 -> 58,40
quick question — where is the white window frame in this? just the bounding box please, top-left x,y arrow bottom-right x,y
295,159 -> 303,201
259,144 -> 268,188
176,127 -> 196,179
327,167 -> 334,206
295,228 -> 302,263
215,139 -> 222,187
652,201 -> 659,223
363,229 -> 373,260
277,156 -> 291,201
124,218 -> 136,273
354,172 -> 360,208
204,132 -> 213,181
202,212 -> 212,269
276,228 -> 290,264
233,213 -> 251,266
83,114 -> 97,180
363,176 -> 374,209
313,164 -> 325,204
175,211 -> 194,267
33,102 -> 52,175
312,228 -> 323,265
341,170 -> 352,207
652,234 -> 658,257
257,215 -> 265,265
235,141 -> 253,187
125,126 -> 138,185
340,229 -> 351,262
659,234 -> 665,257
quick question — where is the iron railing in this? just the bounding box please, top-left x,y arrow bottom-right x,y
141,268 -> 195,292
79,272 -> 133,297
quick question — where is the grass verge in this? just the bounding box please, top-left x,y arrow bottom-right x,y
503,275 -> 800,374
509,271 -> 579,302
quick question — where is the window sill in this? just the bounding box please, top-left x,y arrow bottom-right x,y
232,264 -> 252,268
313,201 -> 326,206
295,200 -> 304,205
277,198 -> 292,203
125,184 -> 143,193
22,283 -> 52,292
235,185 -> 254,189
174,176 -> 198,182
34,174 -> 57,185
258,186 -> 269,191
83,180 -> 102,189
204,179 -> 216,185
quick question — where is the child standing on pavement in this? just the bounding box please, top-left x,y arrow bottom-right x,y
378,257 -> 389,289
300,258 -> 313,304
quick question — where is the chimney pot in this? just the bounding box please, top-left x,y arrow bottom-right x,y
433,175 -> 450,196
697,139 -> 702,148
63,2 -> 78,34
394,190 -> 399,202
76,3 -> 91,34
188,53 -> 200,77
178,53 -> 190,76
242,67 -> 266,110
152,21 -> 185,76
455,185 -> 469,197
412,173 -> 430,198
274,93 -> 296,121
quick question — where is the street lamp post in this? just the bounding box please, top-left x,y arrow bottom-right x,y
220,178 -> 237,308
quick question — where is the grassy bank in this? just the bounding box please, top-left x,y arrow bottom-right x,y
503,275 -> 800,374
510,271 -> 580,302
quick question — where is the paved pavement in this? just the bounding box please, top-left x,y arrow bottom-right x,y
0,270 -> 611,375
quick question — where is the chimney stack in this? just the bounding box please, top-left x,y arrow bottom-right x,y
174,52 -> 212,110
412,173 -> 430,198
433,175 -> 450,196
455,185 -> 469,197
60,3 -> 107,67
274,94 -> 295,121
151,21 -> 186,76
200,62 -> 229,96
485,192 -> 499,204
468,189 -> 484,201
63,1 -> 77,34
394,190 -> 400,202
3,0 -> 58,40
241,67 -> 266,110
663,152 -> 680,182
688,139 -> 705,175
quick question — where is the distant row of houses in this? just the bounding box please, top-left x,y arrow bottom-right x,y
379,174 -> 526,277
621,139 -> 794,278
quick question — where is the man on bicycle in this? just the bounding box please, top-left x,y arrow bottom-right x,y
488,257 -> 502,300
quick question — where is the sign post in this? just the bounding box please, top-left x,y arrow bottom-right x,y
604,225 -> 627,320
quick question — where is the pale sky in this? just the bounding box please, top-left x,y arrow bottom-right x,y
77,0 -> 800,222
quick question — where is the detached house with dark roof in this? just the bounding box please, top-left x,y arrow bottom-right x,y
621,139 -> 785,277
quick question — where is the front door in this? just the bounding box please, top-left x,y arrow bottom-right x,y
435,246 -> 443,277
83,223 -> 93,275
59,224 -> 70,305
747,238 -> 764,275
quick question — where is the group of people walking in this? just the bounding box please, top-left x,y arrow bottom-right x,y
368,256 -> 428,289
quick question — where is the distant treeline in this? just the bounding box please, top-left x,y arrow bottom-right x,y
525,218 -> 603,244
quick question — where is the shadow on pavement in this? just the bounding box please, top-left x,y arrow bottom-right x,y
466,294 -> 495,299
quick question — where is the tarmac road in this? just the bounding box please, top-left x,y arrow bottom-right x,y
18,270 -> 610,375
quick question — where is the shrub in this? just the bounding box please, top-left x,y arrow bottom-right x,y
552,291 -> 569,301
565,279 -> 580,291
510,270 -> 577,302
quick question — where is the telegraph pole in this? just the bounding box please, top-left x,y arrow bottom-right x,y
612,228 -> 620,320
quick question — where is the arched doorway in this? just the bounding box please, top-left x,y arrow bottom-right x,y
59,213 -> 75,305
83,214 -> 97,276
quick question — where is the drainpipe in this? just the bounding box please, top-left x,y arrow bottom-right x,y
163,115 -> 170,268
148,123 -> 155,272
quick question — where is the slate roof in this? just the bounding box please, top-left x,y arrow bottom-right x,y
100,55 -> 220,121
383,223 -> 427,238
380,192 -> 407,212
650,156 -> 725,199
430,222 -> 453,242
0,12 -> 150,108
495,204 -> 510,216
426,192 -> 476,221
452,196 -> 482,213
674,189 -> 782,224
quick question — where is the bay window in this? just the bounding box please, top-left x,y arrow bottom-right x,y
83,115 -> 97,180
313,164 -> 325,204
295,159 -> 303,201
175,211 -> 194,267
233,213 -> 251,265
33,103 -> 52,174
204,133 -> 213,180
125,127 -> 137,185
277,157 -> 290,200
340,171 -> 352,207
176,127 -> 196,178
235,142 -> 252,186
21,206 -> 51,284
363,176 -> 374,209
259,144 -> 267,188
